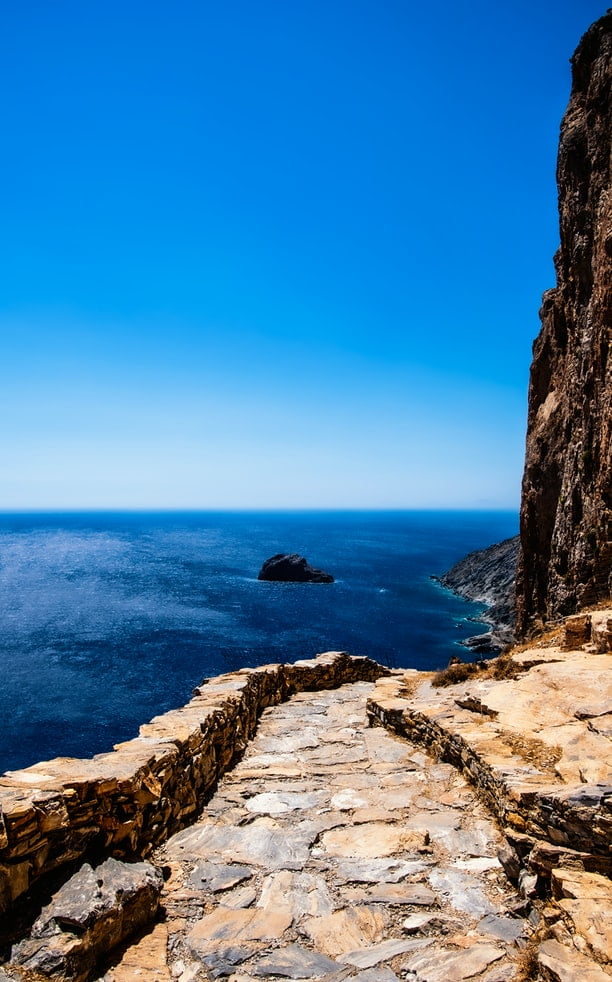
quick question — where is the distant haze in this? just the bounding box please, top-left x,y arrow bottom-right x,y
0,0 -> 605,509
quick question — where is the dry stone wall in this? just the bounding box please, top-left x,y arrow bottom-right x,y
367,685 -> 612,876
0,652 -> 388,914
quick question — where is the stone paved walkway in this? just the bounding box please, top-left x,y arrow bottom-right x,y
101,682 -> 530,982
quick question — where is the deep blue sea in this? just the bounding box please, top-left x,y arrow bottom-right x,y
0,511 -> 518,774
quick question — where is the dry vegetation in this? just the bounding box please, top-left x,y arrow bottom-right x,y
397,673 -> 433,700
514,944 -> 541,982
499,729 -> 562,774
432,652 -> 523,688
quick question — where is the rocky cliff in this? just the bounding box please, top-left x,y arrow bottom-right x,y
516,12 -> 612,636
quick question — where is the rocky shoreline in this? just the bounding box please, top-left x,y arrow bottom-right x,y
437,536 -> 519,655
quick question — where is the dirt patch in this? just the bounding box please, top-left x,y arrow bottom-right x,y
397,673 -> 433,699
498,730 -> 562,775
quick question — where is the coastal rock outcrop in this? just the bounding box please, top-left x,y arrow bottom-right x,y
439,536 -> 519,652
258,553 -> 334,583
516,12 -> 612,636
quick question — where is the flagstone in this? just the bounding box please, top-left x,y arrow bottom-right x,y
362,728 -> 417,763
332,857 -> 430,884
166,818 -> 317,869
330,788 -> 370,810
349,882 -> 438,905
339,936 -> 433,968
428,869 -> 497,917
187,906 -> 293,949
476,913 -> 527,943
320,822 -> 425,859
244,790 -> 327,814
403,943 -> 505,981
349,969 -> 401,982
188,862 -> 252,893
257,870 -> 335,919
251,729 -> 321,753
250,943 -> 341,978
220,886 -> 258,909
301,905 -> 386,957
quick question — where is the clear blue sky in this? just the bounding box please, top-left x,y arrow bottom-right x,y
0,0 -> 605,509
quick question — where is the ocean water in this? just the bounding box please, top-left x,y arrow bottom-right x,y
0,510 -> 518,774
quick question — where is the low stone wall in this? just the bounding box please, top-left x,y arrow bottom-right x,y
366,694 -> 612,874
0,652 -> 388,913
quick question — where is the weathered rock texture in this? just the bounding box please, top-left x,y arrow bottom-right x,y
0,652 -> 386,915
11,857 -> 163,981
517,12 -> 612,637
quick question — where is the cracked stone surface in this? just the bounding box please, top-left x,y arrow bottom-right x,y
97,682 -> 530,981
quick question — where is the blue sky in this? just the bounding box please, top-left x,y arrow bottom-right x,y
1,0 -> 605,509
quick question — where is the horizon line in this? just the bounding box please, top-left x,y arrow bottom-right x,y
0,506 -> 520,515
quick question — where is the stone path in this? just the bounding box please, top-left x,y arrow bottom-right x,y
100,682 -> 530,982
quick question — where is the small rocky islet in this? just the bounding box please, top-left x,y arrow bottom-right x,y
258,554 -> 334,583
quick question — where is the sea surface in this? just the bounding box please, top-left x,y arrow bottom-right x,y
0,510 -> 518,774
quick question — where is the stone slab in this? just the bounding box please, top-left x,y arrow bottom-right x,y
257,870 -> 334,919
301,906 -> 386,957
250,943 -> 341,978
166,819 -> 317,869
187,907 -> 293,950
339,937 -> 432,968
320,822 -> 424,859
188,862 -> 252,893
538,939 -> 612,982
332,858 -> 430,884
428,869 -> 496,917
403,943 -> 505,982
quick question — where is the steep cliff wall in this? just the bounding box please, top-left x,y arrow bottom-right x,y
516,12 -> 612,636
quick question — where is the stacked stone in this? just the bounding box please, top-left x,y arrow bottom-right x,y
0,653 -> 388,914
367,681 -> 612,876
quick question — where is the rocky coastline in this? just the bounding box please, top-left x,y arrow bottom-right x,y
437,536 -> 519,655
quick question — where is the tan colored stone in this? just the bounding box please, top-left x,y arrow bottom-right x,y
301,905 -> 386,956
257,870 -> 334,919
538,939 -> 612,982
404,943 -> 504,981
187,906 -> 293,950
105,923 -> 171,981
552,867 -> 612,963
558,898 -> 612,964
320,822 -> 424,859
552,868 -> 612,902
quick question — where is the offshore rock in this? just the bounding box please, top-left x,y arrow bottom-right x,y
517,12 -> 612,636
258,553 -> 334,583
439,536 -> 519,651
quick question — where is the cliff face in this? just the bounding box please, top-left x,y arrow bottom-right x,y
516,12 -> 612,637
